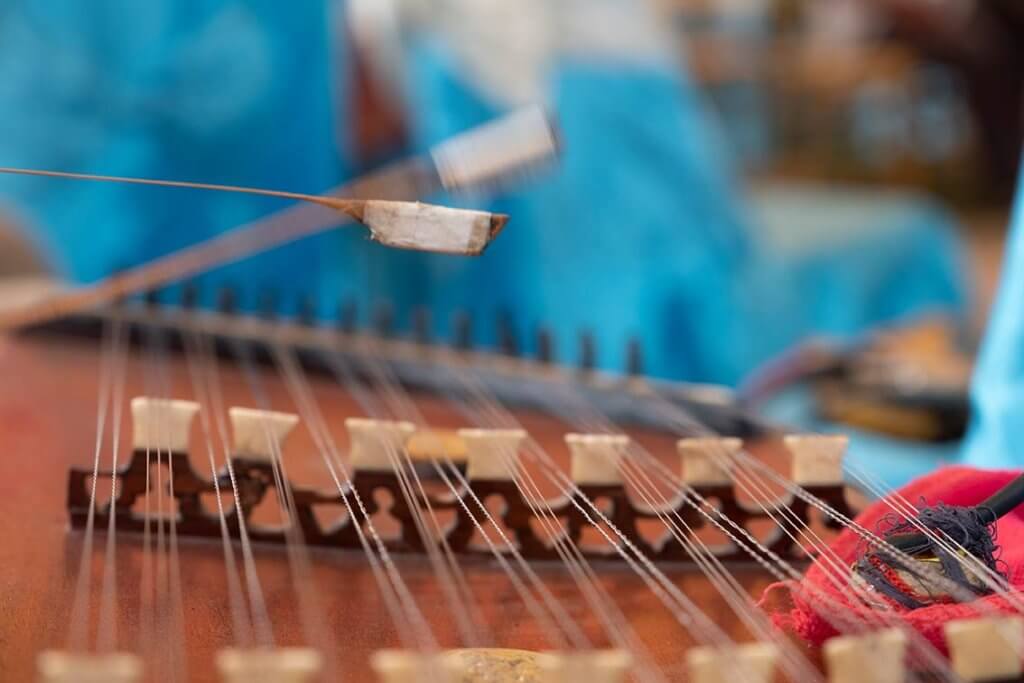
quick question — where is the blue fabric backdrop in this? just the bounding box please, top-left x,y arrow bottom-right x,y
0,4 -> 969,390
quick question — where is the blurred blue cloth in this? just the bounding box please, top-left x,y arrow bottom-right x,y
962,167 -> 1024,469
745,184 -> 966,346
0,1 -> 353,314
382,38 -> 751,380
0,4 -> 969,389
380,37 -> 967,385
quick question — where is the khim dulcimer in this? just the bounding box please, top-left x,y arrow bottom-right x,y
2,107 -> 1023,683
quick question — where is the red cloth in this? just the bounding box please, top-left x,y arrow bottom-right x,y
768,466 -> 1024,653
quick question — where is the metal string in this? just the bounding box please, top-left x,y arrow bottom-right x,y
94,315 -> 129,653
448,352 -> 958,679
367,350 -> 625,652
631,389 -> 964,681
272,342 -> 430,649
513,381 -> 825,682
432,356 -> 746,656
224,336 -> 341,678
66,316 -> 121,651
181,331 -> 254,647
150,325 -> 191,682
329,342 -> 595,651
193,332 -> 276,647
317,347 -> 494,649
427,355 -> 751,681
844,459 -> 1023,606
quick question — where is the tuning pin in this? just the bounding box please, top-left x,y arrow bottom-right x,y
217,286 -> 238,315
143,288 -> 161,309
452,310 -> 472,350
338,298 -> 358,334
296,295 -> 316,327
626,337 -> 643,376
229,407 -> 300,462
413,307 -> 432,345
537,327 -> 554,363
181,282 -> 200,310
38,651 -> 143,683
258,289 -> 278,321
373,301 -> 394,338
497,310 -> 518,356
579,331 -> 596,372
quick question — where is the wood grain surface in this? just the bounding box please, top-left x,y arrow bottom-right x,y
0,333 -> 818,682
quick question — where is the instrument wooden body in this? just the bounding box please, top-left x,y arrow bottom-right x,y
0,332 -> 806,682
1,104 -> 991,683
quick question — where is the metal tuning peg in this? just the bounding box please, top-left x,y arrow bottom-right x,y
373,301 -> 394,338
295,295 -> 316,327
180,281 -> 200,310
452,310 -> 472,350
626,337 -> 643,377
579,330 -> 596,372
338,298 -> 357,334
143,288 -> 161,309
497,310 -> 518,356
216,285 -> 238,315
537,327 -> 554,364
257,289 -> 278,321
412,307 -> 432,345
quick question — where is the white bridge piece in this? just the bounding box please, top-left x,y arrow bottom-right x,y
945,616 -> 1024,682
824,628 -> 906,683
537,650 -> 632,683
217,647 -> 323,683
131,397 -> 200,453
566,433 -> 631,486
458,428 -> 527,481
37,650 -> 143,683
229,407 -> 300,462
784,434 -> 848,486
686,642 -> 778,683
370,650 -> 455,683
346,418 -> 416,472
678,437 -> 742,486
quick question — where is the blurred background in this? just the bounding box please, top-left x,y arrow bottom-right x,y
1,0 -> 1022,486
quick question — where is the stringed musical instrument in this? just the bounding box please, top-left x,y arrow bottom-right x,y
1,110 -> 1020,683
